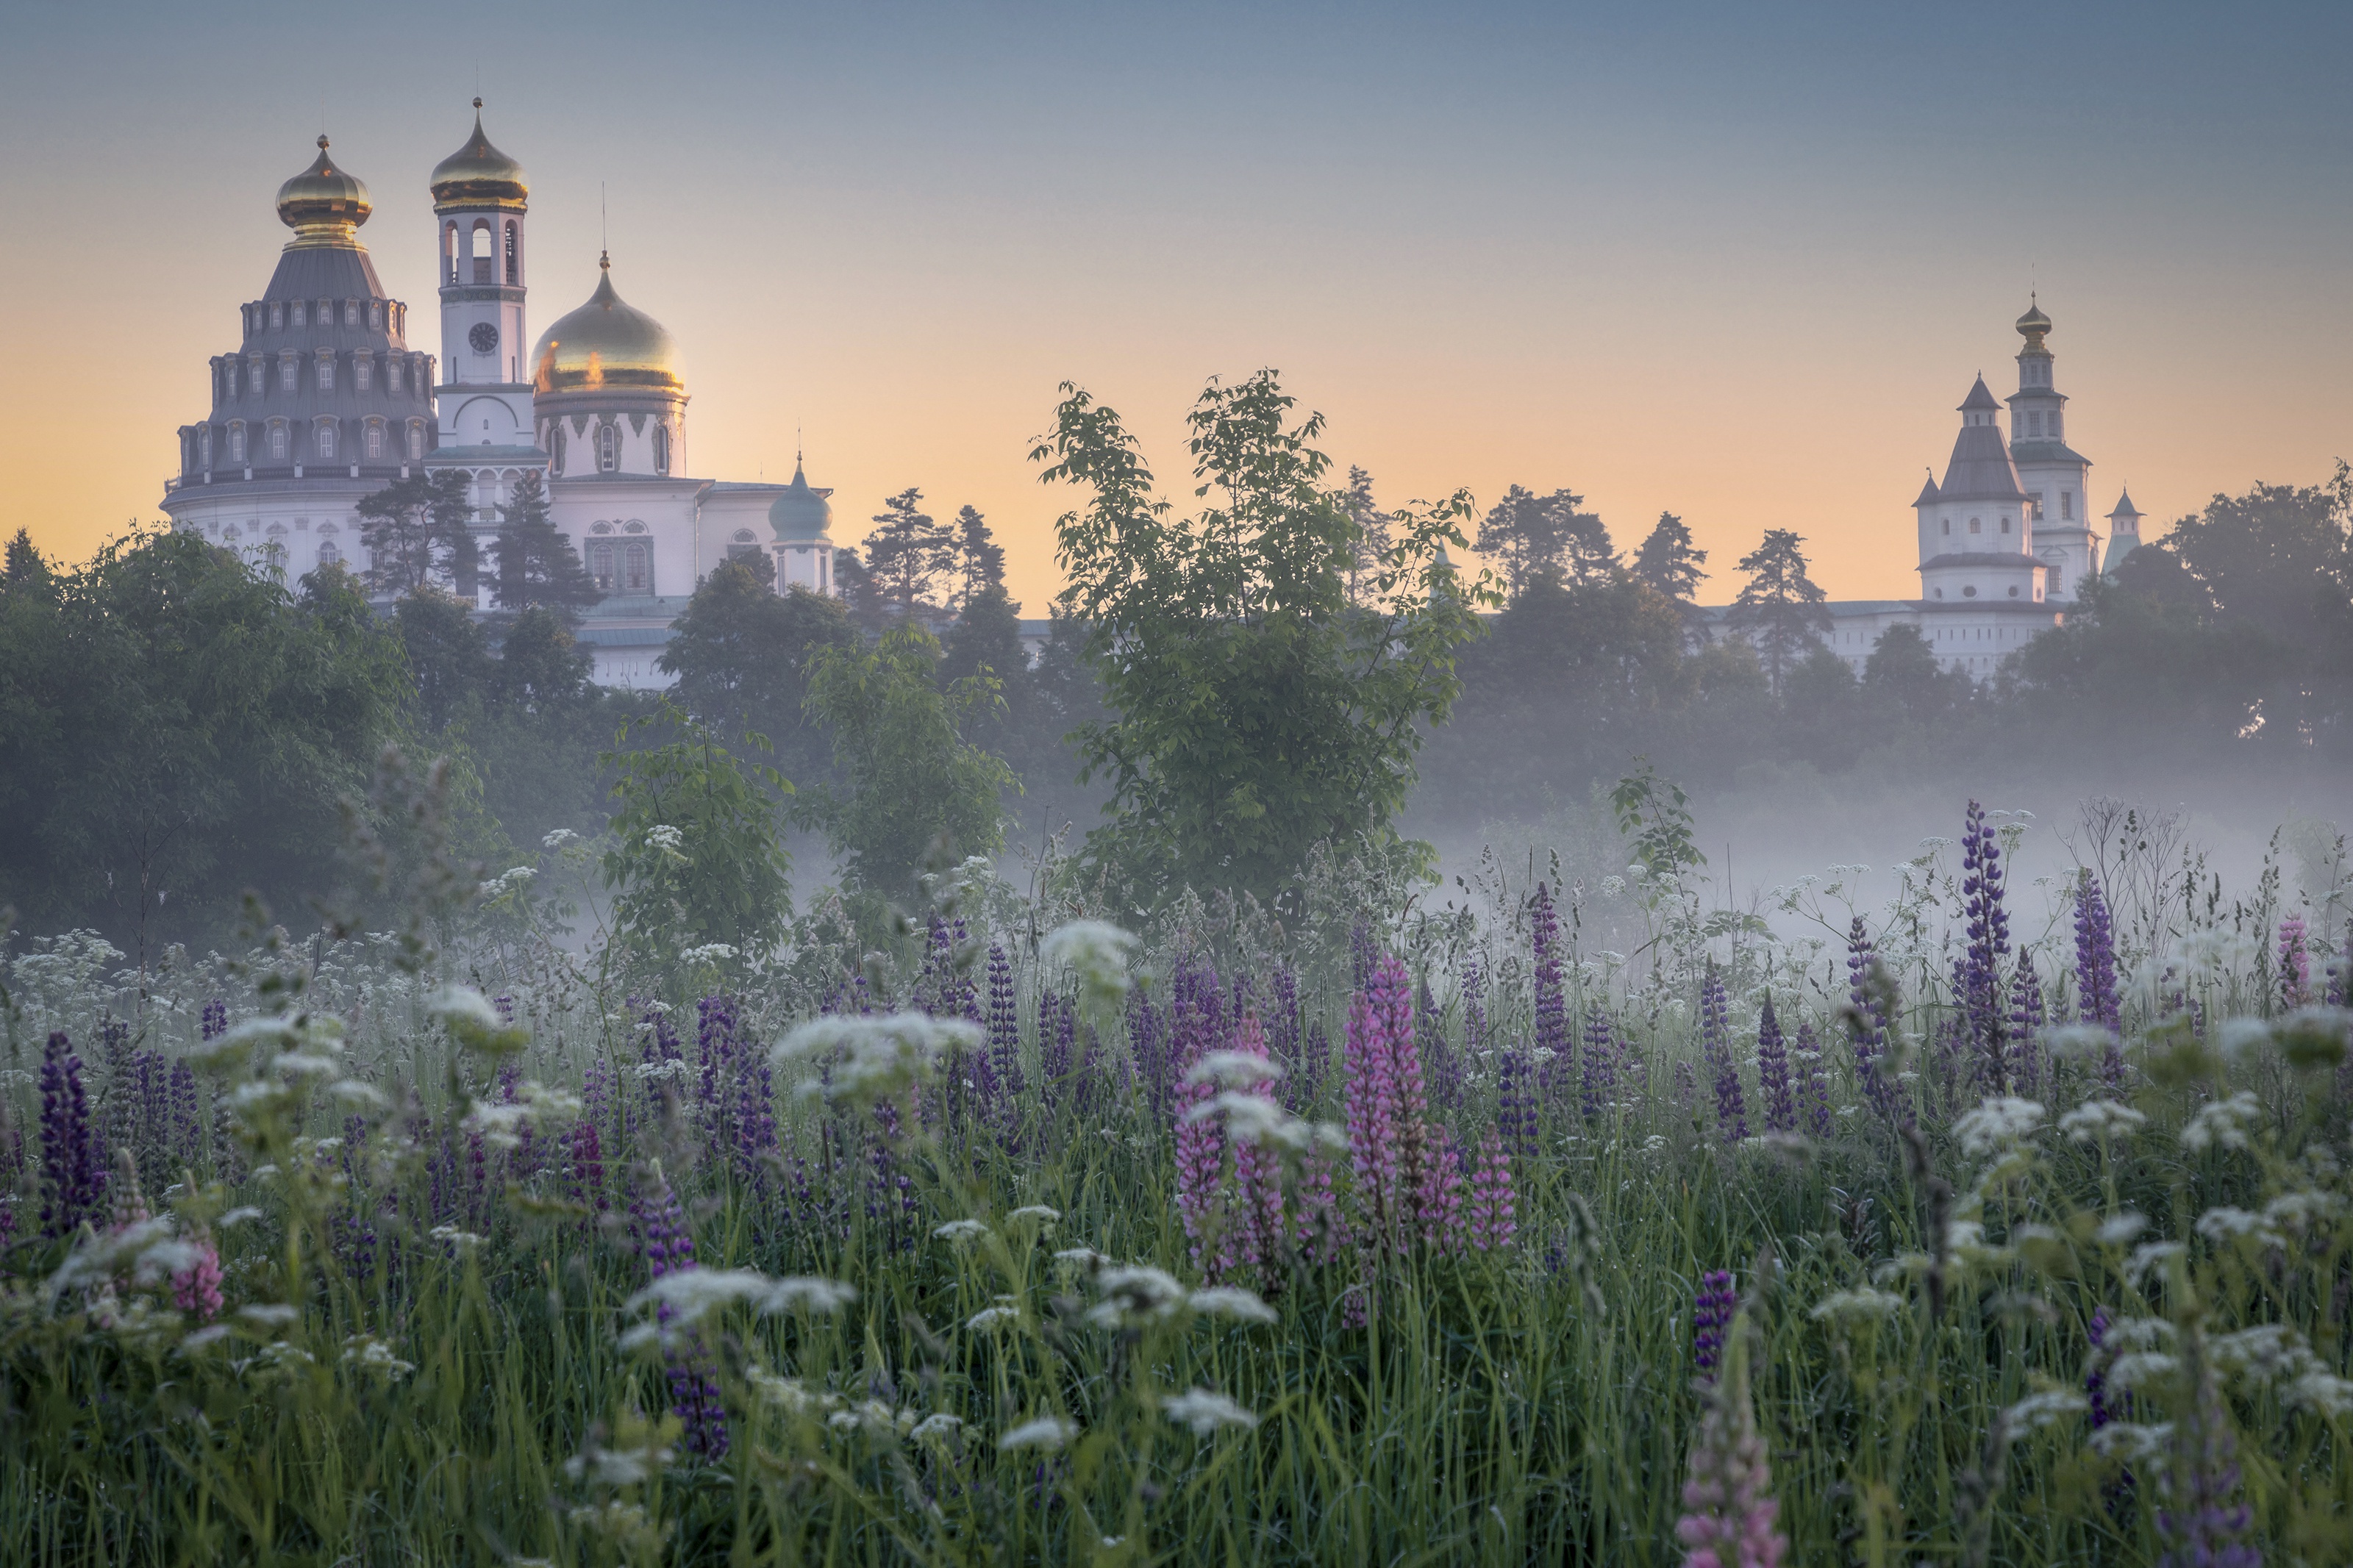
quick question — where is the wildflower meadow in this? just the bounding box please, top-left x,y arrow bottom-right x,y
1,786 -> 2349,1567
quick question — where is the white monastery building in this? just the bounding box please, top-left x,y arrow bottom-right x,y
1705,299 -> 2144,679
160,107 -> 838,687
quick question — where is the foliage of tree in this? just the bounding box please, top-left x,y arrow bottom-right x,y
489,470 -> 601,617
600,699 -> 794,958
0,531 -> 413,955
657,562 -> 857,788
396,589 -> 495,734
1035,369 -> 1494,899
1342,466 -> 1393,605
357,471 -> 474,597
1476,484 -> 1615,599
1727,529 -> 1832,695
828,545 -> 891,636
801,623 -> 1013,898
863,488 -> 959,620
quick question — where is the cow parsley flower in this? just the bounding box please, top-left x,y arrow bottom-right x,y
1162,1389 -> 1260,1437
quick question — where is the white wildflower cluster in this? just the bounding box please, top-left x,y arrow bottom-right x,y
1810,1288 -> 1905,1326
772,1012 -> 979,1105
2003,1388 -> 2088,1435
479,864 -> 536,901
2060,1099 -> 2146,1145
644,824 -> 685,853
341,1335 -> 416,1381
678,943 -> 738,967
564,1441 -> 671,1488
2196,1206 -> 2283,1249
623,1267 -> 857,1327
2107,1351 -> 2178,1392
2041,1025 -> 2119,1064
2090,1422 -> 2172,1463
467,1082 -> 585,1150
1039,920 -> 1138,1015
1182,1051 -> 1285,1089
1162,1388 -> 1260,1437
932,1219 -> 990,1243
428,1225 -> 488,1251
2126,1242 -> 2186,1286
966,1297 -> 1023,1331
1953,1097 -> 2046,1159
1007,1205 -> 1061,1225
2095,1211 -> 2149,1245
1181,1090 -> 1343,1153
998,1415 -> 1079,1453
2180,1091 -> 2263,1154
45,1216 -> 199,1303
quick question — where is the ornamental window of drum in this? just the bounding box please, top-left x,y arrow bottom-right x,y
624,542 -> 649,594
597,423 -> 618,472
552,423 -> 567,474
623,520 -> 646,534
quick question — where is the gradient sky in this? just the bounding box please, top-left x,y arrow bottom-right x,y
5,1 -> 2349,609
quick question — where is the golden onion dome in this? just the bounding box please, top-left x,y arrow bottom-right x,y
430,100 -> 528,211
276,136 -> 371,248
2015,295 -> 2053,348
531,254 -> 684,395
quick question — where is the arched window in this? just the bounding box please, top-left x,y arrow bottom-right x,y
387,359 -> 401,393
444,223 -> 460,284
591,520 -> 614,534
597,424 -> 618,472
200,427 -> 212,468
279,358 -> 297,392
317,540 -> 342,568
590,542 -> 615,592
290,301 -> 305,327
1940,518 -> 1950,536
504,221 -> 519,285
365,423 -> 385,461
318,355 -> 334,392
1968,517 -> 1982,534
271,302 -> 284,329
269,423 -> 288,460
343,301 -> 359,327
622,519 -> 646,534
229,423 -> 246,462
1999,516 -> 2010,534
732,529 -> 757,544
354,357 -> 371,391
407,422 -> 424,460
316,421 -> 336,461
552,425 -> 568,474
472,221 -> 494,285
624,542 -> 649,593
653,423 -> 669,473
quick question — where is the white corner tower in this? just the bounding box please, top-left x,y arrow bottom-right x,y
432,101 -> 536,451
1917,374 -> 2043,607
2004,297 -> 2097,603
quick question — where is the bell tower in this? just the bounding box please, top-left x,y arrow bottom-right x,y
429,101 -> 535,451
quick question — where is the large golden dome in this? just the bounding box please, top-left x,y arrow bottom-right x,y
430,100 -> 527,212
276,136 -> 371,248
531,255 -> 684,395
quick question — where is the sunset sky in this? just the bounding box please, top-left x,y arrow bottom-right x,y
5,1 -> 2349,609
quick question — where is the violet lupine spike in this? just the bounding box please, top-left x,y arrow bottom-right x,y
570,1118 -> 607,1216
1268,964 -> 1302,1083
1674,1331 -> 1790,1568
1754,995 -> 1793,1135
174,1220 -> 225,1320
38,1032 -> 104,1239
1127,988 -> 1162,1125
1343,954 -> 1425,1251
1700,967 -> 1747,1144
2085,1306 -> 2119,1431
1349,921 -> 1378,995
1497,1044 -> 1538,1162
1417,1124 -> 1468,1255
986,942 -> 1022,1105
1468,1126 -> 1516,1252
1844,919 -> 1902,1121
629,1163 -> 729,1461
2074,873 -> 2122,1028
2008,951 -> 2047,1099
1793,1023 -> 1833,1139
168,1058 -> 202,1173
1532,880 -> 1569,1093
1223,1014 -> 1285,1278
1042,992 -> 1076,1104
1692,1270 -> 1738,1381
1415,978 -> 1452,1112
2153,1327 -> 2260,1568
200,998 -> 227,1042
2278,914 -> 2310,1011
1579,1008 -> 1617,1120
1957,801 -> 2012,1095
1172,962 -> 1231,1275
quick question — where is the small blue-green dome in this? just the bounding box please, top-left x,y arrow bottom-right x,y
768,459 -> 832,541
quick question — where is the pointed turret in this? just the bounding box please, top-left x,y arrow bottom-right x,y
2102,488 -> 2144,577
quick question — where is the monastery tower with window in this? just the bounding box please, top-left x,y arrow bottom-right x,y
165,111 -> 838,688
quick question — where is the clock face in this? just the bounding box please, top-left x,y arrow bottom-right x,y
469,322 -> 499,354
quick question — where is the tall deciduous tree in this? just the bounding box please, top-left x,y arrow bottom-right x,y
1727,529 -> 1832,695
801,623 -> 1013,898
863,488 -> 959,620
357,471 -> 474,597
658,559 -> 856,787
601,699 -> 795,959
1034,369 -> 1494,899
489,470 -> 601,617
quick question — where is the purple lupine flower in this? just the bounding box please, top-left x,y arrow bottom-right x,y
200,998 -> 227,1042
1415,977 -> 1454,1113
2154,1326 -> 2260,1568
168,1059 -> 202,1173
1343,954 -> 1427,1252
1674,1321 -> 1790,1568
1754,995 -> 1793,1134
733,1046 -> 776,1186
570,1117 -> 607,1215
1467,1127 -> 1516,1252
629,1163 -> 729,1460
1417,1124 -> 1468,1255
1693,1270 -> 1738,1381
2278,914 -> 2310,1011
1225,1014 -> 1287,1277
1173,972 -> 1230,1276
2085,1307 -> 2119,1431
1496,1042 -> 1538,1162
1532,881 -> 1569,1095
1579,1007 -> 1617,1120
1957,801 -> 2012,1094
2074,873 -> 2121,1031
2008,951 -> 2047,1099
1127,987 -> 1163,1125
1349,921 -> 1378,995
1701,967 -> 1747,1144
38,1032 -> 104,1238
1268,963 -> 1302,1086
1845,919 -> 1903,1120
1792,1023 -> 1832,1139
1294,1141 -> 1346,1265
987,942 -> 1023,1105
1041,991 -> 1076,1103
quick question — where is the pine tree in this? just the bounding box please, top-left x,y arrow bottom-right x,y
489,470 -> 601,617
1632,511 -> 1707,605
1727,528 -> 1832,695
953,504 -> 1006,608
357,470 -> 472,597
1476,484 -> 1612,597
863,487 -> 959,620
4,529 -> 53,594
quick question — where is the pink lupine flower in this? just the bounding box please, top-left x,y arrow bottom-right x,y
1468,1127 -> 1516,1252
174,1224 -> 225,1320
2279,914 -> 2310,1009
1418,1125 -> 1469,1255
1173,984 -> 1232,1278
1344,954 -> 1429,1253
1674,1320 -> 1788,1568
